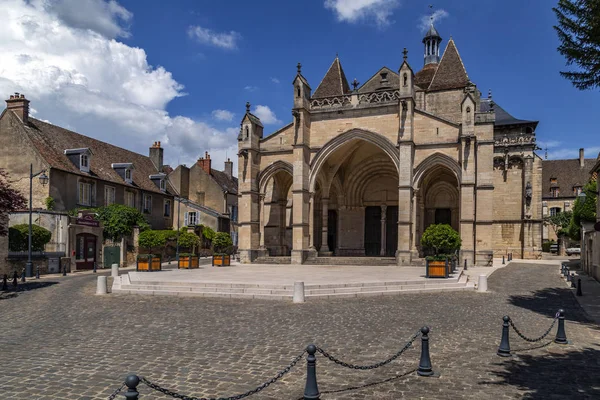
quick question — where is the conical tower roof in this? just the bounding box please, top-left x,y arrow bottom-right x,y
313,56 -> 351,98
423,24 -> 441,41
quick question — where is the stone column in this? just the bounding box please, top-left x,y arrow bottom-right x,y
411,191 -> 419,254
321,198 -> 330,253
308,193 -> 315,249
259,194 -> 266,249
380,205 -> 387,256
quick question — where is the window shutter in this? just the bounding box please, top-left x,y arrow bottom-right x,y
184,212 -> 188,226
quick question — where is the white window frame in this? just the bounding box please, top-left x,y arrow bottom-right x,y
125,191 -> 136,208
104,186 -> 115,206
159,179 -> 166,192
143,194 -> 152,214
78,181 -> 92,206
164,199 -> 171,217
80,154 -> 89,172
125,168 -> 132,184
187,211 -> 197,226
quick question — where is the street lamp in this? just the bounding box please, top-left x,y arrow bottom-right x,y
175,197 -> 188,264
26,164 -> 48,277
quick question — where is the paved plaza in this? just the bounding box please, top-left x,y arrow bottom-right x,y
1,262 -> 600,399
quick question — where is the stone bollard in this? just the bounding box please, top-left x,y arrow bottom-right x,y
12,271 -> 18,287
577,279 -> 582,296
123,375 -> 140,400
21,269 -> 26,283
62,263 -> 67,276
417,326 -> 434,376
477,274 -> 488,292
304,344 -> 320,399
571,274 -> 576,288
567,271 -> 571,282
555,309 -> 568,344
464,259 -> 468,271
111,263 -> 119,278
2,274 -> 7,291
293,281 -> 305,303
96,276 -> 108,295
497,316 -> 511,357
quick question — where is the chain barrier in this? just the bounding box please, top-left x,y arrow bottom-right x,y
509,312 -> 559,343
107,382 -> 126,400
316,330 -> 421,370
139,350 -> 306,400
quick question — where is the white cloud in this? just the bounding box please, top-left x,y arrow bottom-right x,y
271,77 -> 280,84
419,9 -> 449,32
0,0 -> 239,173
212,109 -> 235,122
252,105 -> 281,125
187,25 -> 241,50
324,0 -> 400,27
44,0 -> 133,38
546,146 -> 600,160
244,85 -> 258,92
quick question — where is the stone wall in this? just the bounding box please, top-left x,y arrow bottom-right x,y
10,210 -> 69,252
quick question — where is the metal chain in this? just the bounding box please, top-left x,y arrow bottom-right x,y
107,382 -> 125,400
140,350 -> 306,400
509,315 -> 558,343
316,330 -> 421,370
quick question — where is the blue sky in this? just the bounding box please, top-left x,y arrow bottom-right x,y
1,0 -> 598,170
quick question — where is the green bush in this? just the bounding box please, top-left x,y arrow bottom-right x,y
44,196 -> 55,211
542,240 -> 556,253
97,204 -> 149,241
8,224 -> 52,251
202,226 -> 216,241
178,231 -> 200,250
212,232 -> 233,255
420,224 -> 461,257
138,230 -> 169,252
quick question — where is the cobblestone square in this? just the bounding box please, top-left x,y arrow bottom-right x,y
1,263 -> 599,399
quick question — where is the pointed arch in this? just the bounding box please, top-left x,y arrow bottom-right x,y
413,153 -> 462,189
258,161 -> 293,194
309,128 -> 400,192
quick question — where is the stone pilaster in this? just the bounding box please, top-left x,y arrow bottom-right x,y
380,205 -> 387,256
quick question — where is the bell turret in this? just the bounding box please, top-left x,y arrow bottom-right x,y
423,23 -> 442,66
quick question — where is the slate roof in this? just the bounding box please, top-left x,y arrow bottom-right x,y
480,99 -> 538,127
210,168 -> 238,195
414,63 -> 438,90
427,39 -> 470,91
313,57 -> 352,98
542,158 -> 597,199
424,24 -> 441,40
17,115 -> 170,195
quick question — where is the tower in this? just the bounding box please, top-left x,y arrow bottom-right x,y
423,23 -> 442,66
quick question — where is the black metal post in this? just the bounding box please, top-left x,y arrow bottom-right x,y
123,375 -> 140,400
21,269 -> 26,283
2,274 -> 7,290
502,256 -> 505,265
36,265 -> 40,279
564,266 -> 569,278
62,262 -> 67,276
176,197 -> 182,266
12,271 -> 18,287
497,316 -> 511,357
304,344 -> 320,399
567,271 -> 571,282
417,326 -> 434,376
93,262 -> 97,273
555,309 -> 568,344
571,274 -> 576,288
464,258 -> 467,271
577,279 -> 582,296
26,163 -> 33,278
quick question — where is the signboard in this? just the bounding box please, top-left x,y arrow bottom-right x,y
76,215 -> 100,227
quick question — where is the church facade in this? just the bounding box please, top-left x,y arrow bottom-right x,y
237,25 -> 542,266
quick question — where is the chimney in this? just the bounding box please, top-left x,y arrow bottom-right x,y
197,151 -> 212,175
224,158 -> 233,178
5,92 -> 30,123
579,148 -> 584,168
149,141 -> 164,171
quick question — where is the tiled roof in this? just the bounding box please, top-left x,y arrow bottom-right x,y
21,116 -> 169,195
414,63 -> 438,90
313,57 -> 351,98
210,168 -> 238,195
542,158 -> 597,199
480,99 -> 538,127
357,67 -> 399,93
428,39 -> 470,91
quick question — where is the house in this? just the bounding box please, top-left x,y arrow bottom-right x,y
169,152 -> 238,244
0,93 -> 174,269
582,155 -> 600,281
542,148 -> 597,249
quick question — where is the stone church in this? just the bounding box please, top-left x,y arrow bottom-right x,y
237,24 -> 542,266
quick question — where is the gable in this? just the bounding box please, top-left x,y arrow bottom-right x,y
428,40 -> 470,91
358,67 -> 399,93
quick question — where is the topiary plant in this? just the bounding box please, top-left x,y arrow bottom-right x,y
8,224 -> 52,251
212,232 -> 233,255
420,224 -> 461,260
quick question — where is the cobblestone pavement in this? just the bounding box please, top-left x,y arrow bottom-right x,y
1,263 -> 599,399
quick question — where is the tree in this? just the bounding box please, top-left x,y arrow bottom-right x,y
212,232 -> 233,255
8,224 -> 52,251
138,230 -> 170,254
553,0 -> 600,90
178,231 -> 200,251
545,210 -> 573,237
567,180 -> 597,240
0,169 -> 27,236
95,204 -> 149,241
420,224 -> 461,257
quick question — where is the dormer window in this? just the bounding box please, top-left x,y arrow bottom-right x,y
160,179 -> 166,191
111,163 -> 134,184
64,148 -> 92,172
125,169 -> 132,182
149,173 -> 167,192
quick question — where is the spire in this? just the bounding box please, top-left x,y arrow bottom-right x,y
312,56 -> 351,98
423,6 -> 442,66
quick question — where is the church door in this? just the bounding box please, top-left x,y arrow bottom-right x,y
327,210 -> 337,255
385,206 -> 398,257
435,208 -> 452,226
364,206 -> 381,256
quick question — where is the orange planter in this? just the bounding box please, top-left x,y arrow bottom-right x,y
426,260 -> 448,278
136,255 -> 162,272
212,255 -> 231,266
178,256 -> 199,269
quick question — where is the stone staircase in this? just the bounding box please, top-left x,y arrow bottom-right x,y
254,256 -> 291,264
305,257 -> 397,266
112,270 -> 474,301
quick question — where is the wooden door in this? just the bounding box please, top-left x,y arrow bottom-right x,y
364,206 -> 381,256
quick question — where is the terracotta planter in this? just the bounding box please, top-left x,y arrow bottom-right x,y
426,259 -> 448,278
136,255 -> 162,272
212,255 -> 231,267
178,255 -> 199,269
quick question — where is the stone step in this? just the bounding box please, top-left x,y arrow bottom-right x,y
305,257 -> 397,266
254,256 -> 291,264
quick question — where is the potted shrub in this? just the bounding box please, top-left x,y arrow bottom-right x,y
177,230 -> 200,269
137,230 -> 166,272
421,224 -> 461,278
212,232 -> 233,266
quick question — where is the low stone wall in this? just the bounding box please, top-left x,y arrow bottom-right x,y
0,235 -> 9,276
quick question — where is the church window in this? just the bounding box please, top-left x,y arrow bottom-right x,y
466,107 -> 471,124
245,126 -> 249,139
403,73 -> 408,87
297,86 -> 300,97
